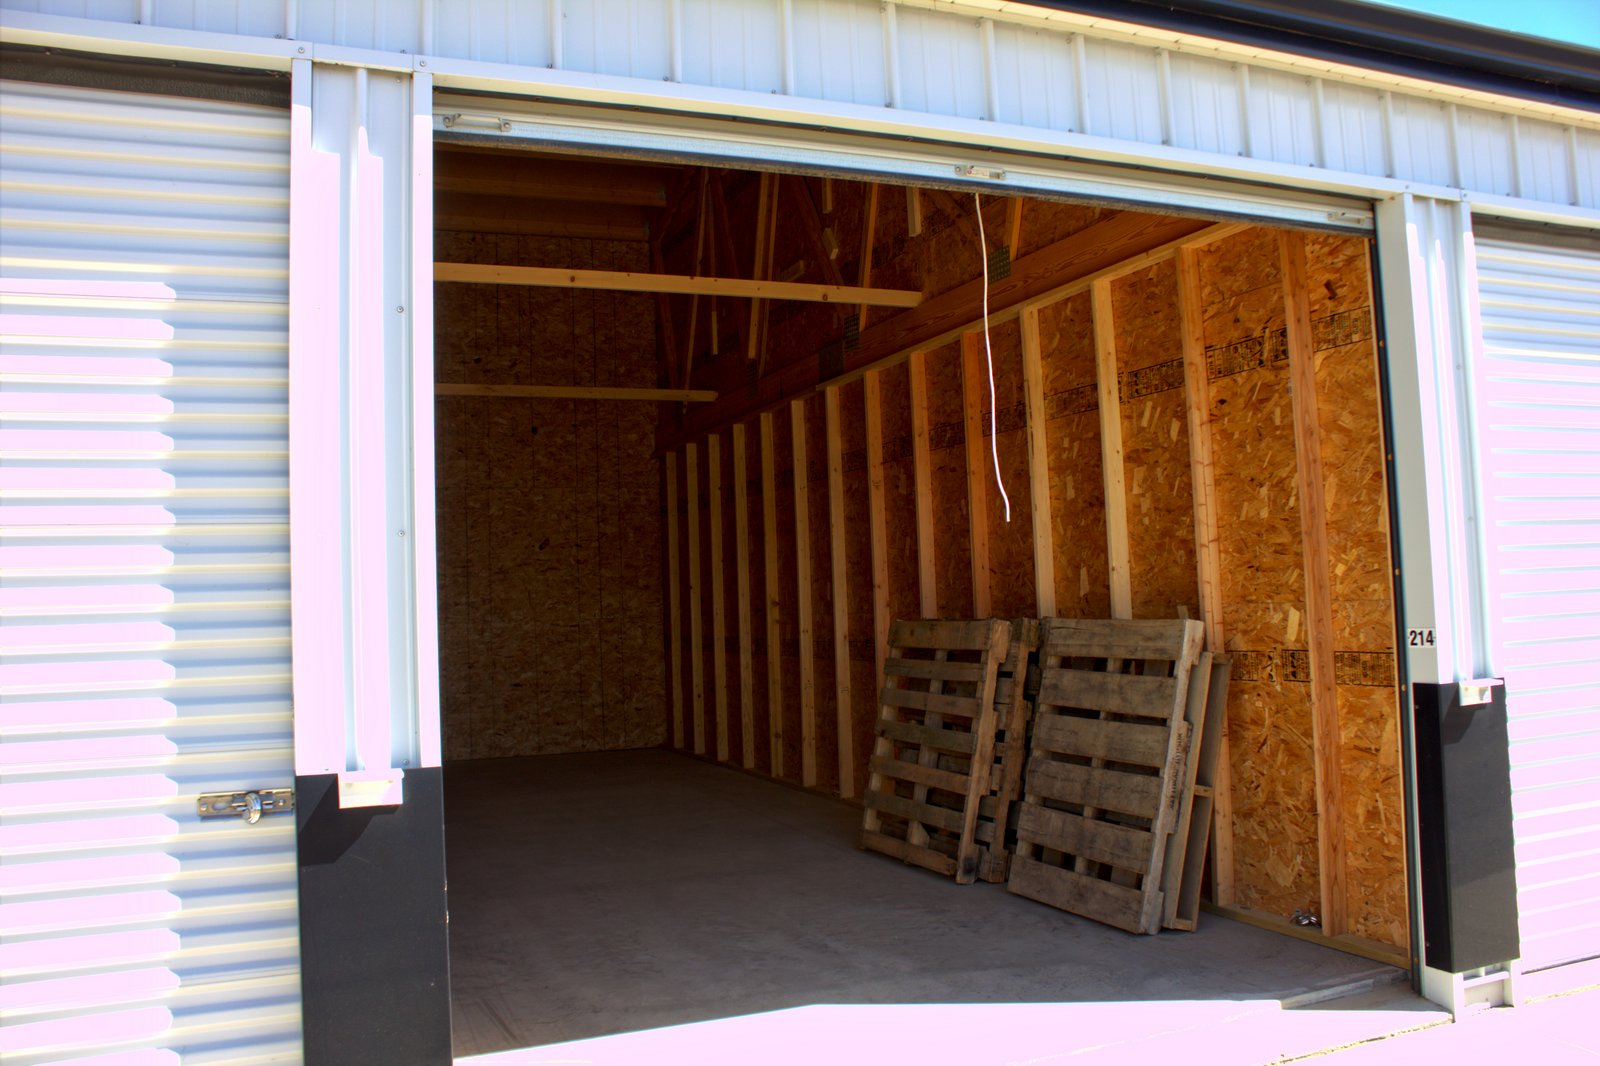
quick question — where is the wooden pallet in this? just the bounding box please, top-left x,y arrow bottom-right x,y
1007,618 -> 1206,933
861,618 -> 1012,884
973,619 -> 1041,883
1163,653 -> 1232,930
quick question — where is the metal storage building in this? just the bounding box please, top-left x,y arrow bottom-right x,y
1,1 -> 1596,1062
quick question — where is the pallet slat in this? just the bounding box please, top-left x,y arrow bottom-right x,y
861,830 -> 959,878
888,618 -> 1008,651
1010,852 -> 1152,933
876,717 -> 978,755
879,685 -> 988,720
1034,669 -> 1181,720
864,791 -> 967,834
884,657 -> 989,683
1022,757 -> 1165,820
1032,714 -> 1169,768
1040,618 -> 1200,662
1014,804 -> 1155,874
870,755 -> 971,796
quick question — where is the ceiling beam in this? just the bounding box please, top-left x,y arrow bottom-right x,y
434,262 -> 925,307
437,383 -> 717,402
434,149 -> 670,206
665,210 -> 1215,447
434,192 -> 649,240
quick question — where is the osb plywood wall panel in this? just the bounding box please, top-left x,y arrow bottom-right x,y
1111,262 -> 1200,621
1013,201 -> 1111,260
437,233 -> 665,761
983,318 -> 1038,619
1037,292 -> 1110,618
1198,227 -> 1322,919
926,341 -> 974,619
879,361 -> 922,623
1307,233 -> 1407,950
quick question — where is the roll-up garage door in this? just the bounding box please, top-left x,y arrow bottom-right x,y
0,80 -> 301,1061
1473,228 -> 1600,974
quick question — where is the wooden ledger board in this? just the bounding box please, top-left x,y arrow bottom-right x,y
861,618 -> 1012,884
1008,618 -> 1205,934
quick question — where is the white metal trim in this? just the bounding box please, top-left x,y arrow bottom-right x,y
432,90 -> 1373,230
409,70 -> 442,771
1374,193 -> 1488,687
287,60 -> 439,790
4,7 -> 1599,230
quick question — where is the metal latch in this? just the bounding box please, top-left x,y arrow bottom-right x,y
198,789 -> 295,824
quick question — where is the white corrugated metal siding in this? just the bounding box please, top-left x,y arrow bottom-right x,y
4,0 -> 1595,215
1473,230 -> 1600,974
0,80 -> 301,1062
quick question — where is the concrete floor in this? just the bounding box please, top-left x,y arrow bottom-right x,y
443,750 -> 1408,1060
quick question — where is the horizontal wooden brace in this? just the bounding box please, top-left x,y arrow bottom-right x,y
664,215 -> 1243,448
434,262 -> 924,308
436,384 -> 717,402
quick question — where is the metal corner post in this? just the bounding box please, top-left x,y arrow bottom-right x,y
1373,193 -> 1520,1014
287,57 -> 451,1064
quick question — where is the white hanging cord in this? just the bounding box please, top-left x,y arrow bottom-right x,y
974,191 -> 1012,523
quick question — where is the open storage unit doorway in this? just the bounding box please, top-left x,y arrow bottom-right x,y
430,135 -> 1416,1058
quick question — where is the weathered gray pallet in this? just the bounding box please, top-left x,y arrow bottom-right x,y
1163,653 -> 1232,931
973,619 -> 1041,884
1007,617 -> 1205,933
861,618 -> 1011,884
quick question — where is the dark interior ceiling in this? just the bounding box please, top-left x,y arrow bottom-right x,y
434,145 -> 677,242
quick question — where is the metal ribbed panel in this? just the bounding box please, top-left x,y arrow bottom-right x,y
1474,232 -> 1600,973
0,80 -> 300,1063
5,0 -> 1597,212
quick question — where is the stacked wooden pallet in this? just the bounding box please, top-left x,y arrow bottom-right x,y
860,615 -> 1227,934
1007,618 -> 1207,934
860,618 -> 1012,885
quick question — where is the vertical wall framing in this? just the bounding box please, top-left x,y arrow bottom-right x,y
824,387 -> 856,795
1091,278 -> 1132,620
909,350 -> 939,617
761,413 -> 785,774
665,452 -> 685,749
709,433 -> 729,761
1176,246 -> 1236,904
960,333 -> 992,619
792,399 -> 818,787
1281,231 -> 1349,937
733,424 -> 757,770
288,59 -> 440,802
686,441 -> 706,754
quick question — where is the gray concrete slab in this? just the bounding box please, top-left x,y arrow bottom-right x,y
444,750 -> 1407,1060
